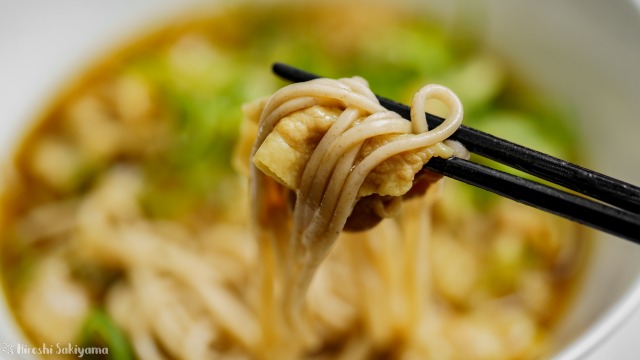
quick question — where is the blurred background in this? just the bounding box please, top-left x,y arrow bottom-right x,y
1,1 -> 640,359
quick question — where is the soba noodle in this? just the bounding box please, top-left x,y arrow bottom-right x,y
247,76 -> 465,357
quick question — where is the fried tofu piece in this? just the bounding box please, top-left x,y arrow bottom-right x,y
253,105 -> 341,189
246,102 -> 449,197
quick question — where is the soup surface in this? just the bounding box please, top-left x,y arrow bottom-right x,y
0,3 -> 587,359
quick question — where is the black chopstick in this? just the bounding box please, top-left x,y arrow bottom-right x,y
426,157 -> 640,242
271,62 -> 640,243
272,62 -> 640,214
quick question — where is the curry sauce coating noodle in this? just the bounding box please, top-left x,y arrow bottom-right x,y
247,76 -> 465,349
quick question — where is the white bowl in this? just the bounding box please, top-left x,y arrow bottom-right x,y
1,1 -> 639,359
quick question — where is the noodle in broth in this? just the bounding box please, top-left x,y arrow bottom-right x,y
0,4 -> 587,360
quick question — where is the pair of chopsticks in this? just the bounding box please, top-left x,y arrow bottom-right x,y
272,63 -> 640,243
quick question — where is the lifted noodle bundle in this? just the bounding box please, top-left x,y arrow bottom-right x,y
242,76 -> 466,355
